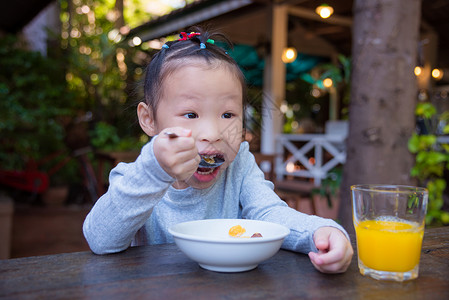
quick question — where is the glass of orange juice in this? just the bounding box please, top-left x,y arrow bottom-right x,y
352,184 -> 428,281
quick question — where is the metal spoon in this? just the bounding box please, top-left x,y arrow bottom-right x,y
164,132 -> 225,168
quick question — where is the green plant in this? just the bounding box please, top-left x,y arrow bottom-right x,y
311,167 -> 343,208
316,54 -> 351,118
60,0 -> 147,153
408,102 -> 449,225
89,121 -> 121,150
89,121 -> 146,151
0,35 -> 76,171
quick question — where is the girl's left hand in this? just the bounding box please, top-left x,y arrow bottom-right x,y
308,227 -> 354,273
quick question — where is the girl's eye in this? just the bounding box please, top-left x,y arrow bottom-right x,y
222,112 -> 233,119
184,112 -> 198,119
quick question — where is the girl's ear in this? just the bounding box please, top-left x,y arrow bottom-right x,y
137,102 -> 157,136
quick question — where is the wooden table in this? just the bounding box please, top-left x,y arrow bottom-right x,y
1,227 -> 448,299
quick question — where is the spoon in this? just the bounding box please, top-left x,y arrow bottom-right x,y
164,132 -> 225,168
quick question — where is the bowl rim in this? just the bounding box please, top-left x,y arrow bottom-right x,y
168,218 -> 290,244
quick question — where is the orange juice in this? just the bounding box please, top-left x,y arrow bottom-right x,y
355,219 -> 424,272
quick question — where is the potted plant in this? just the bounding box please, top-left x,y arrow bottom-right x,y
0,35 -> 80,205
408,102 -> 449,225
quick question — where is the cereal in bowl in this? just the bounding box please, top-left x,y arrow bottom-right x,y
228,225 -> 263,238
229,224 -> 246,237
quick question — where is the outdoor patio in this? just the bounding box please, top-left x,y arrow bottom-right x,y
1,0 -> 449,261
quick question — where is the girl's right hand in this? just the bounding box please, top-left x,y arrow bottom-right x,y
153,127 -> 200,182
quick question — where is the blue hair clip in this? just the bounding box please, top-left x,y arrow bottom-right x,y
162,44 -> 169,49
200,42 -> 206,49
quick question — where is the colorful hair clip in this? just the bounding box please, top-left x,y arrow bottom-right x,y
178,32 -> 201,41
200,39 -> 214,49
177,32 -> 215,50
162,44 -> 169,49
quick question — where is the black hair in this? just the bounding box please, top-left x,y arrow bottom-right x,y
143,26 -> 247,120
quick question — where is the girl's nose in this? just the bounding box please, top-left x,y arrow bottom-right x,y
197,122 -> 221,143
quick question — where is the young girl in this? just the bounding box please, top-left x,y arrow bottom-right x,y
83,28 -> 353,273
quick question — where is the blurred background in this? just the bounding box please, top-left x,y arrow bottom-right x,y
1,0 -> 448,259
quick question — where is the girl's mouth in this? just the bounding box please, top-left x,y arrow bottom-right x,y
194,153 -> 224,182
197,167 -> 216,175
193,165 -> 221,182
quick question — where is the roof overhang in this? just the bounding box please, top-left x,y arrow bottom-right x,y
128,0 -> 253,42
0,0 -> 54,33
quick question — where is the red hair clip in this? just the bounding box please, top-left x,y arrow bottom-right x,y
178,32 -> 201,41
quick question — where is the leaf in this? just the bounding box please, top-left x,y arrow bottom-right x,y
441,212 -> 449,224
408,133 -> 419,153
422,135 -> 437,148
416,151 -> 427,163
407,194 -> 419,212
435,178 -> 447,191
415,102 -> 437,118
443,124 -> 449,134
424,151 -> 447,165
410,166 -> 420,177
425,214 -> 434,225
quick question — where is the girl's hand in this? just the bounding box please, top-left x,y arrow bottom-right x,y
308,227 -> 354,273
153,127 -> 200,182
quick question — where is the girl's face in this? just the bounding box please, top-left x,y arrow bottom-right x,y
152,63 -> 244,189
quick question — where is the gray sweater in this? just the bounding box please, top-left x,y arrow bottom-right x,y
83,139 -> 348,255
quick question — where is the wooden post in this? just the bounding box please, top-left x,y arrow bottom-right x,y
329,86 -> 338,120
261,3 -> 287,155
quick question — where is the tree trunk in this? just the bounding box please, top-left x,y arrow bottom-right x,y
114,0 -> 124,29
338,0 -> 422,231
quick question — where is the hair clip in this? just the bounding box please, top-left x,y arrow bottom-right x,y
177,32 -> 215,50
200,39 -> 215,49
178,32 -> 201,41
162,44 -> 169,49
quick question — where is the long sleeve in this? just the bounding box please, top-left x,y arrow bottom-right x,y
235,144 -> 349,254
83,139 -> 174,254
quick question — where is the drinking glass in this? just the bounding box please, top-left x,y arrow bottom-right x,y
352,184 -> 428,281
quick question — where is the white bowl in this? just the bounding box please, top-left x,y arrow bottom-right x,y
168,219 -> 290,272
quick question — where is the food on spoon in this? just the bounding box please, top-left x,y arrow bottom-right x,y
202,156 -> 215,164
198,154 -> 225,167
229,225 -> 246,237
